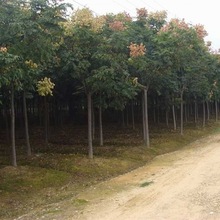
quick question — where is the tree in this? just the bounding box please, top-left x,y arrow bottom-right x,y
37,77 -> 55,143
61,8 -> 106,159
0,0 -> 69,164
0,47 -> 21,166
92,12 -> 139,145
127,8 -> 167,146
157,19 -> 208,134
61,9 -> 138,155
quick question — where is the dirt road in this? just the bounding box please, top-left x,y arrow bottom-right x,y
16,133 -> 220,220
72,134 -> 220,220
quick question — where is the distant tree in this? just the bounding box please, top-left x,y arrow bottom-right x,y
127,8 -> 167,146
157,19 -> 208,134
92,12 -> 138,145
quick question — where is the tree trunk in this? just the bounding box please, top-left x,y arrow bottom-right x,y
11,82 -> 17,167
180,91 -> 184,136
121,110 -> 125,128
99,106 -> 103,146
126,105 -> 129,127
157,97 -> 160,124
143,87 -> 150,147
44,96 -> 49,144
187,103 -> 190,118
203,101 -> 206,128
172,105 -> 176,131
87,92 -> 93,159
190,103 -> 193,116
166,109 -> 169,128
92,102 -> 95,140
23,91 -> 31,156
206,101 -> 210,121
4,105 -> 10,143
131,101 -> 135,130
215,100 -> 218,122
194,101 -> 197,124
32,98 -> 35,116
142,94 -> 146,143
184,103 -> 188,123
153,107 -> 156,123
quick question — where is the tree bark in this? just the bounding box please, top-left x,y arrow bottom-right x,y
142,92 -> 146,143
4,105 -> 10,143
44,96 -> 49,144
157,97 -> 160,124
194,101 -> 197,124
203,101 -> 206,128
143,87 -> 150,147
87,92 -> 93,159
99,106 -> 103,146
206,101 -> 210,121
92,101 -> 95,140
23,91 -> 31,156
126,105 -> 129,127
172,105 -> 177,131
153,99 -> 156,123
215,100 -> 218,122
131,101 -> 135,130
180,91 -> 184,136
166,109 -> 169,128
11,82 -> 17,167
184,103 -> 188,123
121,110 -> 125,128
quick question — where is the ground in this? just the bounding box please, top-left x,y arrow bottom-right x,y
14,132 -> 220,220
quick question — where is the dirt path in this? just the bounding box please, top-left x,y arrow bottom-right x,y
17,133 -> 220,220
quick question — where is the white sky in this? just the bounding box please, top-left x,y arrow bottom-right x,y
66,0 -> 220,50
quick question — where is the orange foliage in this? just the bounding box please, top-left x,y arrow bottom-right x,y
71,8 -> 105,32
148,10 -> 167,22
136,8 -> 148,19
194,24 -> 208,40
109,20 -> 126,31
159,18 -> 189,34
129,42 -> 146,57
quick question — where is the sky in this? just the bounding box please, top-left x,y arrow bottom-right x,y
65,0 -> 220,51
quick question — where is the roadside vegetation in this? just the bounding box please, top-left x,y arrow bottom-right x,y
1,121 -> 220,219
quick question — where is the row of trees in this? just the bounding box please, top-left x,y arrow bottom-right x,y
1,0 -> 220,166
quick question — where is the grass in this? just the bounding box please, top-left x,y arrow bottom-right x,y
140,181 -> 154,187
0,120 -> 220,219
0,166 -> 70,191
72,198 -> 89,207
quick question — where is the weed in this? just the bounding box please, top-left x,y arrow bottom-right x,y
72,198 -> 89,206
140,181 -> 154,187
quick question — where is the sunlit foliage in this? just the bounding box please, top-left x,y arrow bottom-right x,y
37,77 -> 55,96
71,8 -> 105,32
129,42 -> 146,58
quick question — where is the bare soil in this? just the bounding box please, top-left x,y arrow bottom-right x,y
14,133 -> 220,220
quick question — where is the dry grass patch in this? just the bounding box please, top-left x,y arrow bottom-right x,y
0,121 -> 220,219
